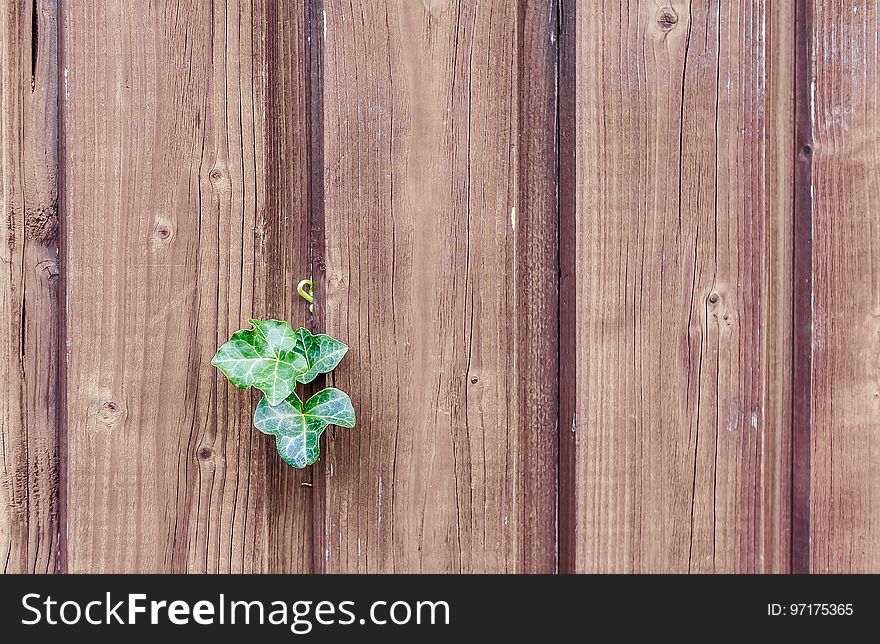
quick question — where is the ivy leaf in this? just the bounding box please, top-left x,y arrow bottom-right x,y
253,387 -> 355,468
212,319 -> 309,406
292,327 -> 349,384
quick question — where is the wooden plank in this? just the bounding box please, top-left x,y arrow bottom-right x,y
809,0 -> 880,573
264,0 -> 321,573
558,0 -> 577,573
572,0 -> 792,572
320,0 -> 558,572
516,0 -> 559,573
791,0 -> 813,574
766,0 -> 796,574
0,0 -> 61,574
61,0 -> 313,572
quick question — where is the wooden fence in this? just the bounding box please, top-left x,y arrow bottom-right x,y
1,0 -> 878,573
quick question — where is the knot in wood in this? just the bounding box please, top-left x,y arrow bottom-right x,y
37,258 -> 60,283
97,401 -> 124,427
657,7 -> 678,32
198,446 -> 214,461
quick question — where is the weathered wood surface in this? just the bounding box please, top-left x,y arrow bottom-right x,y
319,0 -> 558,573
61,0 -> 313,572
569,0 -> 792,572
2,0 -> 880,574
809,0 -> 880,573
0,0 -> 61,574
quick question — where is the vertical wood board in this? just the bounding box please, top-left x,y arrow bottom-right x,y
0,0 -> 61,574
61,0 -> 313,573
320,0 -> 558,573
572,0 -> 792,572
809,0 -> 880,573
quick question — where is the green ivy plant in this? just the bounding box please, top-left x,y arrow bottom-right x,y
212,319 -> 355,468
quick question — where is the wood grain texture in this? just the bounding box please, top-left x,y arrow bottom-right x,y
791,0 -> 813,574
809,0 -> 880,573
61,0 -> 312,572
572,0 -> 791,572
516,0 -> 559,573
766,0 -> 796,574
0,0 -> 61,574
558,0 -> 577,573
320,0 -> 557,572
264,0 -> 320,573
7,0 -> 878,575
